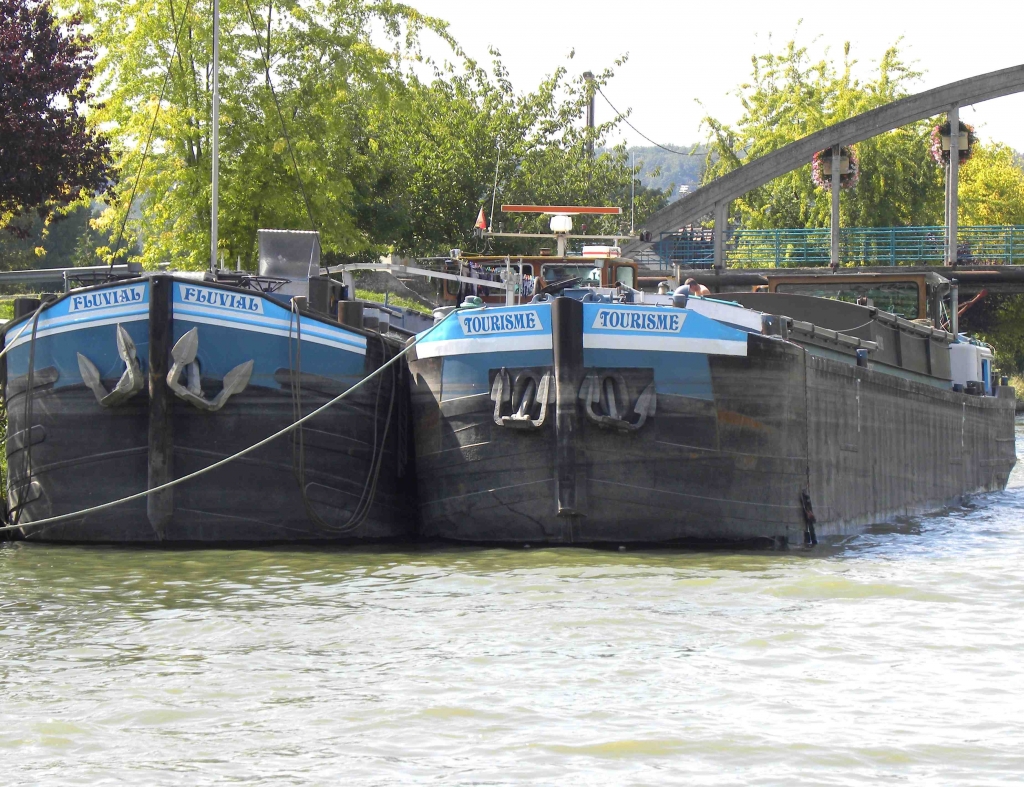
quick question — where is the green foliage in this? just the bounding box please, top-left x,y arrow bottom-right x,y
424,56 -> 671,254
963,294 -> 1024,375
0,204 -> 112,272
1,0 -> 113,234
354,289 -> 430,314
0,222 -> 46,271
358,52 -> 669,255
959,143 -> 1024,226
81,0 -> 447,268
701,38 -> 944,229
76,0 -> 666,268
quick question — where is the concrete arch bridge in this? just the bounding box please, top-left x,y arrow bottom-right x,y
623,63 -> 1024,296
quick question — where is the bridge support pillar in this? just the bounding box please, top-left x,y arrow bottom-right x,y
831,145 -> 841,268
713,200 -> 728,269
946,105 -> 960,266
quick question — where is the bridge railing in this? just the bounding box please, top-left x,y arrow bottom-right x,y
654,225 -> 1024,267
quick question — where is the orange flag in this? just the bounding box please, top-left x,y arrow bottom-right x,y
474,207 -> 487,230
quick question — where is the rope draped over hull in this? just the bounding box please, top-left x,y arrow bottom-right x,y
0,282 -> 449,541
287,299 -> 399,536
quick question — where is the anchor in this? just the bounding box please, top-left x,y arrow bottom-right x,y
579,370 -> 656,431
489,367 -> 554,429
77,324 -> 146,407
166,327 -> 254,411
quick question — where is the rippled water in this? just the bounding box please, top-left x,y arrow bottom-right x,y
5,429 -> 1024,785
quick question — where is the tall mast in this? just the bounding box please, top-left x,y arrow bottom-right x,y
583,71 -> 595,159
210,0 -> 220,270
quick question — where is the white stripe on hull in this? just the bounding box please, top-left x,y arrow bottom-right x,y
583,334 -> 748,355
174,302 -> 366,350
5,310 -> 149,350
414,334 -> 747,358
176,313 -> 367,355
414,335 -> 553,359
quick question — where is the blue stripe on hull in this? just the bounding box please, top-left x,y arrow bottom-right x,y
583,349 -> 714,400
173,282 -> 366,354
439,350 -> 553,401
3,278 -> 372,393
6,316 -> 367,393
174,319 -> 367,389
5,282 -> 149,352
5,322 -> 151,388
430,346 -> 713,402
415,302 -> 750,359
415,304 -> 552,358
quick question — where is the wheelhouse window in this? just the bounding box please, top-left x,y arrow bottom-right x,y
614,266 -> 635,289
541,264 -> 600,283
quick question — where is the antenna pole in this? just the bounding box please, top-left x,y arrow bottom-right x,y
489,144 -> 500,232
583,71 -> 595,158
947,106 -> 960,266
630,150 -> 635,234
210,0 -> 220,271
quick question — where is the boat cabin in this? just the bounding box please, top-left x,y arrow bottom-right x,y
720,269 -> 1001,392
435,255 -> 640,307
761,271 -> 950,325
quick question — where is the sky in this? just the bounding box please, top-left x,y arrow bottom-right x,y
411,0 -> 1024,152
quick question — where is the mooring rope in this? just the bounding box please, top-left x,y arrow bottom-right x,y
11,306 -> 44,527
0,308 -> 454,535
2,302 -> 48,527
0,310 -> 46,364
287,300 -> 396,534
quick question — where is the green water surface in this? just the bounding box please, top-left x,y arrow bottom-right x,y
3,431 -> 1024,785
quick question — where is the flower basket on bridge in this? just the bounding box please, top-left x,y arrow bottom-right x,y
931,121 -> 976,164
811,146 -> 859,190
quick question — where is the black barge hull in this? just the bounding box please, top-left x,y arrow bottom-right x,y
2,276 -> 414,543
408,303 -> 1015,545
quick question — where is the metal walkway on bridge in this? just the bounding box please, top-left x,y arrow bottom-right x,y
649,225 -> 1024,269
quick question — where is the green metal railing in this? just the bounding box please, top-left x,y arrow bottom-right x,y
655,225 -> 1024,268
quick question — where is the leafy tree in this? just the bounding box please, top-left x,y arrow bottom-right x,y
0,0 -> 112,239
82,0 -> 448,268
499,63 -> 668,241
79,0 -> 666,268
0,218 -> 46,270
374,54 -> 667,256
0,202 -> 112,273
701,38 -> 944,230
959,142 -> 1024,226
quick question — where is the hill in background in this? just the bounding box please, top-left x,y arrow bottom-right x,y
626,144 -> 707,202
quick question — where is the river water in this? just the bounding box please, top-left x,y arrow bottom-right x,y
4,428 -> 1024,785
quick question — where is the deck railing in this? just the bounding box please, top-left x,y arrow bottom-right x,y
654,225 -> 1024,268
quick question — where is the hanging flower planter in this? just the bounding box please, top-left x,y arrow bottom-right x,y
811,146 -> 860,190
930,120 -> 977,164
